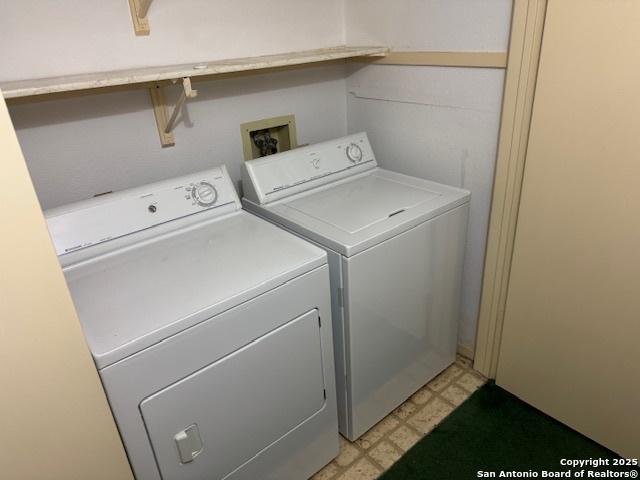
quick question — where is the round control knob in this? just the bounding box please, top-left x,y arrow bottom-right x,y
191,181 -> 218,207
346,143 -> 363,163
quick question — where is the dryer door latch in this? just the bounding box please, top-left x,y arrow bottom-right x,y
174,423 -> 204,464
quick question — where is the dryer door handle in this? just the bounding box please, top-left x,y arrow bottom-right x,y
174,424 -> 203,464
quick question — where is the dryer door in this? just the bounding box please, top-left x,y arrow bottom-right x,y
139,309 -> 326,480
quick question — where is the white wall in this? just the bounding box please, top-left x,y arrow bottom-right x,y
0,0 -> 344,81
2,0 -> 348,209
344,0 -> 511,52
11,66 -> 347,209
345,0 -> 513,353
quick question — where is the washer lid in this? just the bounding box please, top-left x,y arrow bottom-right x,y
285,173 -> 440,234
245,168 -> 470,257
62,211 -> 326,369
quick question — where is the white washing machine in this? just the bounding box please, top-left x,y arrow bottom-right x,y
242,133 -> 470,440
45,166 -> 338,480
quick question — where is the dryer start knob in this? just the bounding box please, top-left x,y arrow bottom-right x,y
192,182 -> 218,207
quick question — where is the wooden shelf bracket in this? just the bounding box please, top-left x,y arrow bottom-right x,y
128,0 -> 153,36
165,77 -> 198,134
149,77 -> 198,147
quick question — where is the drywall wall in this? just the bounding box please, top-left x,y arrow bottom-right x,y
344,0 -> 512,52
10,65 -> 347,209
2,0 -> 348,209
0,94 -> 133,479
0,0 -> 345,81
345,0 -> 513,354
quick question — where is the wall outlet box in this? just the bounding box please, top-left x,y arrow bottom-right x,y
240,115 -> 298,161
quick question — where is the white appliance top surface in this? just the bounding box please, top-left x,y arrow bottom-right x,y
285,173 -> 440,234
63,211 -> 326,368
244,168 -> 470,257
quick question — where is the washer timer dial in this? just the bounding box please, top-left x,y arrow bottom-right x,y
191,181 -> 218,207
346,143 -> 363,163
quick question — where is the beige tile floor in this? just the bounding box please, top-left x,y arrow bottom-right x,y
311,355 -> 486,480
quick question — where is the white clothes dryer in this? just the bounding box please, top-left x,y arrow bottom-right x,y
45,166 -> 338,480
242,133 -> 470,440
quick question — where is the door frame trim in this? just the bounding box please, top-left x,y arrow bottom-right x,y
473,0 -> 548,377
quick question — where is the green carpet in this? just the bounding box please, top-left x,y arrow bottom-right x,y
381,382 -> 638,479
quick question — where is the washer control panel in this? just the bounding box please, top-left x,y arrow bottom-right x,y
46,166 -> 240,256
243,132 -> 377,204
346,142 -> 364,163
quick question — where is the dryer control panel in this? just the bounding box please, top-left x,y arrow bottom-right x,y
242,132 -> 378,205
45,166 -> 240,256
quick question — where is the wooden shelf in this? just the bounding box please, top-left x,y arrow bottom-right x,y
0,45 -> 387,148
0,46 -> 388,100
